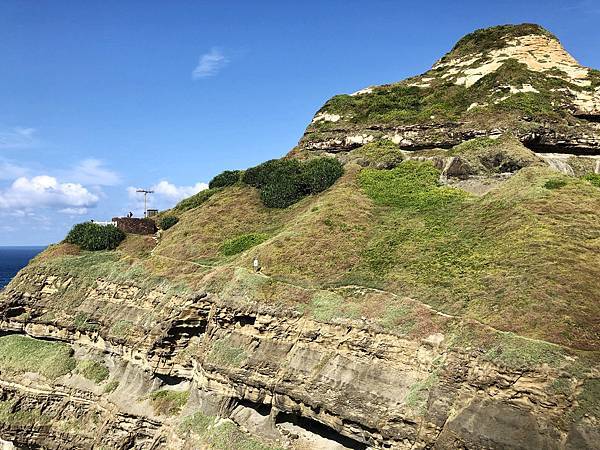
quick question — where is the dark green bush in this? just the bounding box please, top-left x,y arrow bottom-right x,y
301,158 -> 344,194
209,170 -> 242,189
242,157 -> 344,208
241,159 -> 279,188
220,233 -> 268,256
159,215 -> 179,230
260,177 -> 306,208
65,222 -> 125,251
583,173 -> 600,188
544,178 -> 567,190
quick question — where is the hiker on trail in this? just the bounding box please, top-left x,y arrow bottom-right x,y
253,256 -> 260,273
128,211 -> 133,218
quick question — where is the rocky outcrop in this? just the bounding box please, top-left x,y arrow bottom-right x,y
297,24 -> 600,156
0,269 -> 597,449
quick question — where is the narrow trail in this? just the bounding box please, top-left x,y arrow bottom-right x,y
150,253 -> 586,354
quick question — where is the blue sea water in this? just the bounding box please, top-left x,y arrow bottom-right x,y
0,246 -> 46,289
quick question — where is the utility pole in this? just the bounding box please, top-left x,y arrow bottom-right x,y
136,189 -> 154,217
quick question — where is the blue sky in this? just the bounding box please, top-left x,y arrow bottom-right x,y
1,0 -> 598,245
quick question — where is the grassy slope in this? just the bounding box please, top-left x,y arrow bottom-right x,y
18,153 -> 600,350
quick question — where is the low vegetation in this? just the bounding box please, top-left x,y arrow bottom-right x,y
179,411 -> 283,450
175,188 -> 219,212
209,170 -> 242,189
206,337 -> 246,367
75,359 -> 109,383
0,335 -> 75,379
159,215 -> 179,230
65,222 -> 125,251
220,233 -> 268,256
149,389 -> 189,416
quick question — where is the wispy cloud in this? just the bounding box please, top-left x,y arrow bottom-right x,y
69,159 -> 121,186
0,127 -> 38,150
192,48 -> 229,79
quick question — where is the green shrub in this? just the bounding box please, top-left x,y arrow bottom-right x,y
209,170 -> 242,189
159,215 -> 179,230
583,173 -> 600,188
241,159 -> 281,188
65,222 -> 125,251
242,157 -> 344,208
175,188 -> 218,212
220,233 -> 269,256
544,178 -> 567,190
301,157 -> 344,194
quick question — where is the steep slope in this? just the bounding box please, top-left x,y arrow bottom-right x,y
0,24 -> 599,450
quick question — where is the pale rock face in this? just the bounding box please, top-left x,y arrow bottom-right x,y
350,87 -> 374,96
435,34 -> 591,88
312,112 -> 341,123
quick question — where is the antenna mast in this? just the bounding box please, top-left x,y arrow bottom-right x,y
136,189 -> 154,217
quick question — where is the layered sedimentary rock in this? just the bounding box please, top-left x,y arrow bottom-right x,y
0,268 -> 598,449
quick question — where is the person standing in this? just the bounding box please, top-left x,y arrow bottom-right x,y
253,256 -> 260,273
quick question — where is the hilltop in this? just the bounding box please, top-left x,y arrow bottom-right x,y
0,24 -> 599,450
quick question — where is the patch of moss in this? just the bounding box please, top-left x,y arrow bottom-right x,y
583,173 -> 600,188
220,233 -> 269,256
445,24 -> 556,60
349,140 -> 404,169
149,389 -> 189,416
0,399 -> 50,425
569,379 -> 600,422
0,334 -> 75,379
179,412 -> 283,450
76,359 -> 109,383
404,372 -> 439,413
544,178 -> 568,189
103,380 -> 119,393
109,320 -> 134,337
206,337 -> 247,367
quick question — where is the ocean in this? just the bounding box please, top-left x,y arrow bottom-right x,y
0,246 -> 46,289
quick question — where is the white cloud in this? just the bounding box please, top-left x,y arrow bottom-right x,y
69,159 -> 120,186
59,207 -> 89,215
192,48 -> 229,79
0,127 -> 38,150
0,175 -> 99,213
127,180 -> 208,212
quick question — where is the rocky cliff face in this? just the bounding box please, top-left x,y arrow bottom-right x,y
297,24 -> 600,156
0,268 -> 598,449
0,23 -> 599,450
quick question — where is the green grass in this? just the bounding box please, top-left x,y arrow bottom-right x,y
0,334 -> 75,379
544,178 -> 568,189
206,337 -> 247,367
220,233 -> 269,256
175,188 -> 220,212
404,372 -> 439,413
0,399 -> 50,425
179,411 -> 283,450
149,389 -> 190,416
583,173 -> 600,188
349,140 -> 404,169
103,380 -> 119,393
445,24 -> 556,60
569,379 -> 600,422
76,359 -> 109,383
